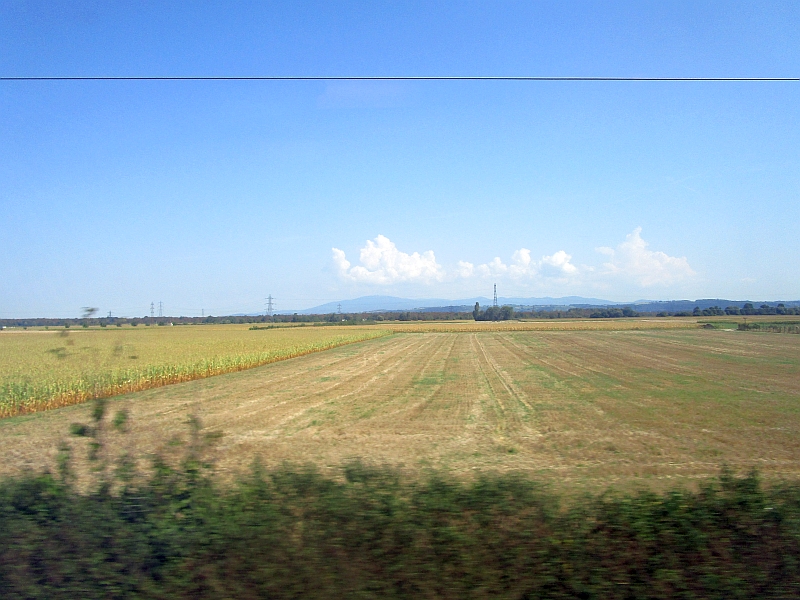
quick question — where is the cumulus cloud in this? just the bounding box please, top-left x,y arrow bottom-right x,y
539,250 -> 578,276
456,261 -> 475,278
597,227 -> 694,286
332,235 -> 444,284
332,229 -> 690,291
463,248 -> 577,280
331,248 -> 351,273
476,256 -> 509,277
508,249 -> 534,277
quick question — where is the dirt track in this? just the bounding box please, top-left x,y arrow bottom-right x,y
2,330 -> 799,489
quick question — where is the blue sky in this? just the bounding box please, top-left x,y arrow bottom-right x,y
1,1 -> 798,317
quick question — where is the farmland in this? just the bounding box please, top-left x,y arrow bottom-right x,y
2,323 -> 799,490
0,324 -> 389,418
0,317 -> 699,419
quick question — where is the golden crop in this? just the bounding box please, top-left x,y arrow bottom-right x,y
384,318 -> 700,333
0,324 -> 390,418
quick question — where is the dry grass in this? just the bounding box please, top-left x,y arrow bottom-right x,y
2,327 -> 798,491
0,324 -> 389,418
385,317 -> 701,333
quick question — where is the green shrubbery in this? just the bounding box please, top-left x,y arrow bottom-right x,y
1,404 -> 799,598
738,322 -> 800,334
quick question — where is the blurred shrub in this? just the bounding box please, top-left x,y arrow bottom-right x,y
0,416 -> 798,598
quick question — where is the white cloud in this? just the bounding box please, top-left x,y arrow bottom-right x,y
331,248 -> 351,273
332,229 -> 690,292
456,261 -> 474,278
540,250 -> 578,276
509,249 -> 534,278
332,235 -> 444,284
463,248 -> 577,280
476,256 -> 509,277
597,227 -> 695,286
511,248 -> 532,268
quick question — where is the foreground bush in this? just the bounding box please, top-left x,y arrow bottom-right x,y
1,460 -> 799,599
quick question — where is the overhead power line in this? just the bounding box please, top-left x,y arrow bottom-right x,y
0,76 -> 796,82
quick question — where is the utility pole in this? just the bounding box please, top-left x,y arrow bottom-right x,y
150,302 -> 155,318
493,284 -> 498,307
158,301 -> 163,318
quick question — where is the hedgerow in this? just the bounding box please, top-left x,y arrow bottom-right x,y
1,403 -> 798,599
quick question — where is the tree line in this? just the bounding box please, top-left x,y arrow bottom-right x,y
719,303 -> 798,316
3,302 -> 798,330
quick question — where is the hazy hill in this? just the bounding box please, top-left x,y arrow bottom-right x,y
286,296 -> 800,315
292,295 -> 616,314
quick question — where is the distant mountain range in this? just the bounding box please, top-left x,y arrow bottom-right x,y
622,299 -> 800,313
283,296 -> 800,315
289,295 -> 614,314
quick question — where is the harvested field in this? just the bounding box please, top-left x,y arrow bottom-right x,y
1,328 -> 799,490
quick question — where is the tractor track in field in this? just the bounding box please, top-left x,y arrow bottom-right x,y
472,335 -> 534,416
215,333 -> 433,434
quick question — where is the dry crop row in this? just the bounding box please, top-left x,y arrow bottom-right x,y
0,326 -> 390,418
385,318 -> 701,333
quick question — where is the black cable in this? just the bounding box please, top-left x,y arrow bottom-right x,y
1,76 -> 797,81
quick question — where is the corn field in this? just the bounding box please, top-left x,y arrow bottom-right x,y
385,319 -> 700,333
0,325 -> 390,418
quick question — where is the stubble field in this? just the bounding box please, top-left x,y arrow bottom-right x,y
2,324 -> 798,490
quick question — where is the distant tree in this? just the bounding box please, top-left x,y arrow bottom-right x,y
725,306 -> 740,315
759,304 -> 775,315
591,308 -> 628,318
472,304 -> 514,321
741,303 -> 756,315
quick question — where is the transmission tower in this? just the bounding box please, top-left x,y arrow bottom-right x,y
158,301 -> 163,318
265,295 -> 274,317
337,303 -> 342,314
493,284 -> 498,307
150,302 -> 155,318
